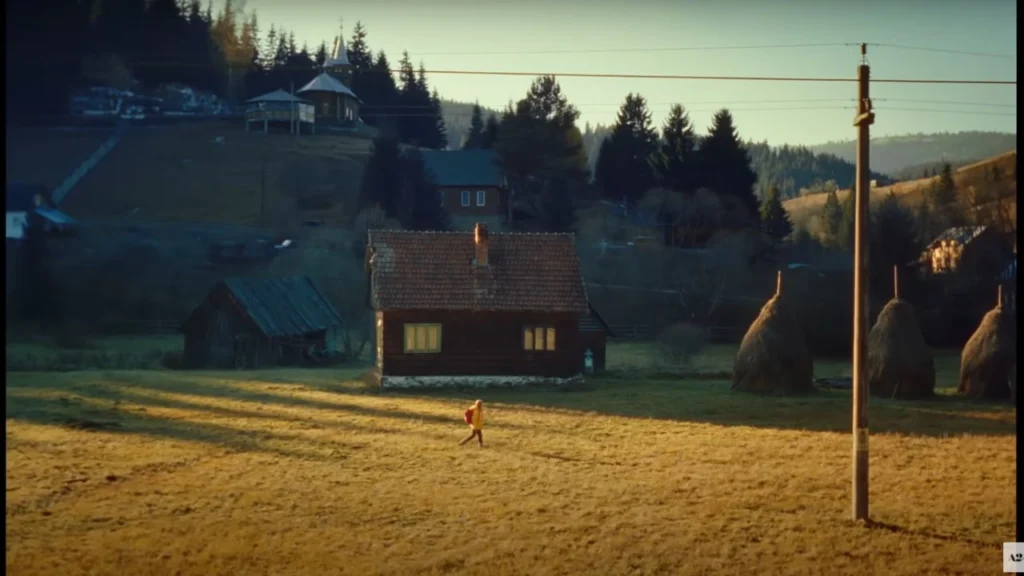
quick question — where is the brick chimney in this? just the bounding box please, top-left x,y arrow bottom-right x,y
474,223 -> 489,266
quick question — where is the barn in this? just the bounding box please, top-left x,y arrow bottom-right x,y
366,223 -> 590,388
579,305 -> 613,372
182,276 -> 345,369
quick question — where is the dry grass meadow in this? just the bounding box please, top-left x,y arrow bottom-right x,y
5,340 -> 1016,576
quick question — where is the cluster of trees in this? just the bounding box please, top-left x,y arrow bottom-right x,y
746,142 -> 890,199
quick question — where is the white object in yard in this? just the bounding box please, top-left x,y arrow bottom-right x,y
213,136 -> 225,144
275,239 -> 292,249
584,348 -> 594,374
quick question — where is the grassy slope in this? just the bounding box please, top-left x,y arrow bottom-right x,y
5,127 -> 114,190
60,122 -> 373,228
5,342 -> 1014,576
783,150 -> 1017,232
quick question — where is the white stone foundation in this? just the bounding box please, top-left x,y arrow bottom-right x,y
379,374 -> 584,389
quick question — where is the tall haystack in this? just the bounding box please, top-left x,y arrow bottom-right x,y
732,272 -> 814,394
867,267 -> 935,399
958,286 -> 1016,401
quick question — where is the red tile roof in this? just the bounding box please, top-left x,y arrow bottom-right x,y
367,228 -> 589,313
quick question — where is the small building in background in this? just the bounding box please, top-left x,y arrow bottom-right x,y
297,27 -> 362,127
579,304 -> 614,372
244,89 -> 316,135
920,226 -> 1009,276
5,182 -> 77,240
421,149 -> 509,232
181,276 -> 345,369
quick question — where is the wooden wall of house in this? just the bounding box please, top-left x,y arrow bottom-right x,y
183,290 -> 287,369
440,187 -> 505,218
379,310 -> 582,378
579,330 -> 607,372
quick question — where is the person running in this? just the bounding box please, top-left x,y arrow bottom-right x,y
459,399 -> 484,447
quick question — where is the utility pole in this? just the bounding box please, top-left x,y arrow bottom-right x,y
852,43 -> 875,522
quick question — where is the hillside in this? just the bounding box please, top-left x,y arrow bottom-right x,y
809,131 -> 1017,176
440,100 -> 502,149
783,150 -> 1017,234
6,127 -> 115,190
58,122 -> 373,229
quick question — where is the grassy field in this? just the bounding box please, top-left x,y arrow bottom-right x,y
5,127 -> 114,190
783,150 -> 1017,233
60,122 -> 374,228
5,341 -> 1015,576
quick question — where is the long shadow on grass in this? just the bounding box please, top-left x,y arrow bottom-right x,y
393,376 -> 1016,438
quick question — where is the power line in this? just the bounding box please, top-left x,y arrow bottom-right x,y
875,98 -> 1016,109
869,43 -> 1016,60
403,68 -> 1018,85
874,106 -> 1016,117
415,42 -> 859,57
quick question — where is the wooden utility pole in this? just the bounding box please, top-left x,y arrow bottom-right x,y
852,43 -> 875,522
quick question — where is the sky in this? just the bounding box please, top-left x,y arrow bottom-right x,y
236,0 -> 1016,146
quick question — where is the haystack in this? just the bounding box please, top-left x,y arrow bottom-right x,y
958,287 -> 1016,401
867,267 -> 935,399
732,272 -> 814,394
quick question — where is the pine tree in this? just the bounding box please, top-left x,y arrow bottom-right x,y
699,109 -> 760,225
347,21 -> 372,71
399,148 -> 450,231
359,136 -> 404,219
870,192 -> 920,290
363,51 -> 399,131
481,114 -> 500,149
594,93 -> 658,203
651,104 -> 698,193
839,191 -> 856,250
463,103 -> 485,149
822,189 -> 843,248
760,184 -> 793,241
427,89 -> 448,149
314,41 -> 328,67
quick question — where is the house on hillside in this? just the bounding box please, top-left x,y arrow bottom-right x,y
421,149 -> 510,232
6,182 -> 76,240
365,223 -> 590,388
297,27 -> 362,126
244,89 -> 315,135
181,276 -> 346,369
918,226 -> 1010,276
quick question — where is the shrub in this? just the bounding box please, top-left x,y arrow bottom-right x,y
160,350 -> 186,370
655,323 -> 709,368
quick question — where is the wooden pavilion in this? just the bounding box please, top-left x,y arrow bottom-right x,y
244,89 -> 316,135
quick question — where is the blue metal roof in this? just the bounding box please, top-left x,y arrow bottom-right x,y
420,150 -> 504,187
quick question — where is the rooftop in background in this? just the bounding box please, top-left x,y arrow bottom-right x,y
185,276 -> 345,338
246,90 -> 311,104
297,73 -> 361,102
367,228 -> 588,313
420,149 -> 504,188
927,226 -> 989,248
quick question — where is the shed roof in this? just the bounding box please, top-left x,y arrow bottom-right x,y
927,226 -> 988,248
367,228 -> 589,313
246,89 -> 310,104
297,73 -> 360,101
189,276 -> 344,338
420,150 -> 504,187
580,304 -> 614,335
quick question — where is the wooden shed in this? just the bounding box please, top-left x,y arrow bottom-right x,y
579,304 -> 613,372
366,223 -> 590,388
182,276 -> 345,369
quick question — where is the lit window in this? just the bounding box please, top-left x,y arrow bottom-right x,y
461,191 -> 471,206
404,324 -> 442,353
476,190 -> 486,206
524,326 -> 556,351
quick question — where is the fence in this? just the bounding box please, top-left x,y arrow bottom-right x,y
607,324 -> 747,343
102,320 -> 181,335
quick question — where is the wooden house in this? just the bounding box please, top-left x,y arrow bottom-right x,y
919,226 -> 1010,277
366,223 -> 589,388
421,150 -> 509,232
579,305 -> 614,372
182,276 -> 345,369
6,182 -> 76,240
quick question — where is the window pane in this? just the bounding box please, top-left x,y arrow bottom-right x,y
461,191 -> 470,206
405,326 -> 415,351
534,327 -> 544,351
546,327 -> 556,351
524,328 -> 533,350
427,326 -> 439,351
476,190 -> 485,206
416,326 -> 427,350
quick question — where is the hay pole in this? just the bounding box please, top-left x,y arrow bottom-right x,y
776,270 -> 782,296
893,266 -> 899,300
997,284 -> 1003,309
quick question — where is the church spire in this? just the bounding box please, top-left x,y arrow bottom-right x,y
325,19 -> 350,69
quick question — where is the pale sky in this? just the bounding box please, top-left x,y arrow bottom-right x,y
237,0 -> 1016,146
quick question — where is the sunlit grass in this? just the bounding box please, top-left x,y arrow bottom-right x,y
4,343 -> 1015,576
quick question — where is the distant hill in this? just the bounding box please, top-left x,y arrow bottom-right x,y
782,150 -> 1017,236
439,100 -> 502,150
808,131 -> 1017,177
